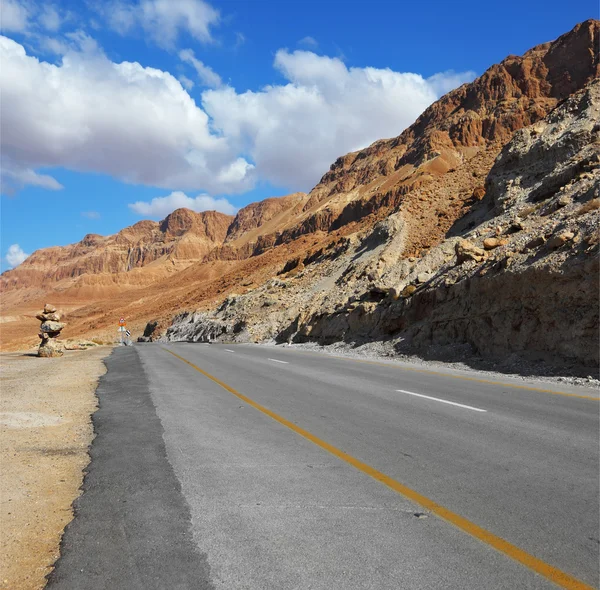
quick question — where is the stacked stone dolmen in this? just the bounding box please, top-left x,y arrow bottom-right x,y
36,303 -> 65,357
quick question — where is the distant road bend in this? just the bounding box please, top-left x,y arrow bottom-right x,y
48,343 -> 600,590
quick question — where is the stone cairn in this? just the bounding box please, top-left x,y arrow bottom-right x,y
36,303 -> 66,357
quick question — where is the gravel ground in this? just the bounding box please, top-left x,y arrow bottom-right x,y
0,347 -> 111,590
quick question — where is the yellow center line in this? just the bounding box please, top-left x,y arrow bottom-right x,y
164,347 -> 594,590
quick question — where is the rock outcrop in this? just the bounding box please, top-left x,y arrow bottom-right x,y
165,76 -> 600,371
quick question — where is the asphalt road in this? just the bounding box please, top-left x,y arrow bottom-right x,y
49,343 -> 599,590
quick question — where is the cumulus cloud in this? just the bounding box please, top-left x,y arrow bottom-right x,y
179,48 -> 221,88
1,35 -> 474,196
0,35 -> 254,194
5,243 -> 29,267
129,191 -> 237,218
202,50 -> 476,189
99,0 -> 220,49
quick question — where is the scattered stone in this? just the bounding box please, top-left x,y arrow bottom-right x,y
547,231 -> 575,249
500,252 -> 516,269
472,186 -> 486,200
416,273 -> 431,284
455,239 -> 487,264
506,220 -> 525,234
483,237 -> 508,250
369,284 -> 390,295
401,285 -> 417,298
557,195 -> 570,208
524,236 -> 546,250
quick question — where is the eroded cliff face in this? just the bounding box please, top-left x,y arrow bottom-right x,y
0,209 -> 234,292
165,78 -> 600,370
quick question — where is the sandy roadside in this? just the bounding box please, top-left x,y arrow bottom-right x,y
0,347 -> 112,590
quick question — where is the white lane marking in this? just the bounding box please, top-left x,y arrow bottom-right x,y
225,349 -> 235,353
268,358 -> 289,364
396,389 -> 487,412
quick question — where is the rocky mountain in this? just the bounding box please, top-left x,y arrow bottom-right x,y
1,209 -> 233,292
165,76 -> 600,372
1,20 -> 598,373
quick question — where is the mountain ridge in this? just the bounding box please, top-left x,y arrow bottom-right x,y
1,19 -> 598,362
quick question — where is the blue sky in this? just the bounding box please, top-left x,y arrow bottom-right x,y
0,0 -> 597,271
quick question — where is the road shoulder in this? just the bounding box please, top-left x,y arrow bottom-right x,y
0,347 -> 109,590
46,346 -> 213,590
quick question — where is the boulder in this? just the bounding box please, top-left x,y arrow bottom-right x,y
455,239 -> 487,264
40,321 -> 66,333
36,312 -> 61,322
483,238 -> 508,250
524,236 -> 546,251
38,339 -> 63,358
547,231 -> 575,249
472,186 -> 486,200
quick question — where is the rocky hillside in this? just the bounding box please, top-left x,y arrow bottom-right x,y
1,20 -> 598,371
164,76 -> 600,372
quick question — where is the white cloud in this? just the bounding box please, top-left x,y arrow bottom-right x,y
81,210 -> 101,219
179,48 -> 221,87
202,50 -> 476,190
427,70 -> 472,96
298,36 -> 318,48
0,35 -> 254,194
100,0 -> 220,49
1,157 -> 63,194
5,243 -> 29,267
38,5 -> 61,31
0,1 -> 69,34
0,0 -> 30,32
1,35 -> 474,197
129,191 -> 237,218
178,74 -> 194,90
